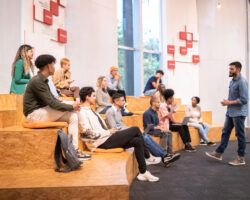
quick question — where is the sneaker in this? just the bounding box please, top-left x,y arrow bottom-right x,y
163,153 -> 181,167
228,156 -> 246,166
185,144 -> 197,152
199,141 -> 207,146
207,142 -> 216,146
205,151 -> 222,161
145,154 -> 161,165
137,170 -> 159,182
77,150 -> 91,161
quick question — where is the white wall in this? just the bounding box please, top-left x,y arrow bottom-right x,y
65,0 -> 118,89
164,0 -> 200,105
197,0 -> 248,124
0,0 -> 22,93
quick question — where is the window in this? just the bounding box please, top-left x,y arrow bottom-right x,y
142,0 -> 162,86
117,0 -> 162,95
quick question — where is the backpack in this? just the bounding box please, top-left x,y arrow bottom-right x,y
54,129 -> 82,173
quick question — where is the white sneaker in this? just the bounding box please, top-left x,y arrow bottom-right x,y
137,171 -> 159,182
145,154 -> 161,165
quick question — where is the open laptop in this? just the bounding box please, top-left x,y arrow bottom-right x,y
182,117 -> 190,125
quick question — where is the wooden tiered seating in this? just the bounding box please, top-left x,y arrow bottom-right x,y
0,94 -> 138,200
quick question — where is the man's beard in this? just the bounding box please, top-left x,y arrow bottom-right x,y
229,72 -> 235,77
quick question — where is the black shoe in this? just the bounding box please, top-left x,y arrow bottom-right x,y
185,145 -> 197,152
199,141 -> 207,146
163,153 -> 181,167
207,142 -> 216,146
77,150 -> 91,161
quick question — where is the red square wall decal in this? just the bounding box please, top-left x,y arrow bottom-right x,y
50,1 -> 59,16
192,55 -> 200,63
168,60 -> 175,70
186,40 -> 193,48
43,9 -> 53,25
57,28 -> 67,43
179,32 -> 187,40
180,47 -> 187,55
167,45 -> 175,54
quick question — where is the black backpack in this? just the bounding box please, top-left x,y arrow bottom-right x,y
54,129 -> 82,172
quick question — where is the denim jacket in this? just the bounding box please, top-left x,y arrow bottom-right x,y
226,74 -> 248,117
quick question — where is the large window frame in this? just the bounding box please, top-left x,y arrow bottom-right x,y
117,0 -> 163,96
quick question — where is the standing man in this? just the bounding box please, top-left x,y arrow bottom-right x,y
206,61 -> 248,166
144,70 -> 164,96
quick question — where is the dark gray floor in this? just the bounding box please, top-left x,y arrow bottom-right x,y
130,141 -> 250,200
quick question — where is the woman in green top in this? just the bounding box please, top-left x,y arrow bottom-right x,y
10,44 -> 34,94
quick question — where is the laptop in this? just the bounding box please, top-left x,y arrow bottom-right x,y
182,117 -> 190,125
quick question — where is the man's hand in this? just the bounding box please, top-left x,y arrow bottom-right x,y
72,102 -> 80,111
115,74 -> 122,80
221,99 -> 231,106
67,79 -> 74,84
109,128 -> 118,134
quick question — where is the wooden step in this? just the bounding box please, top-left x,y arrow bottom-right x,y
208,126 -> 236,142
152,126 -> 236,152
123,115 -> 143,130
0,126 -> 59,170
0,149 -> 137,200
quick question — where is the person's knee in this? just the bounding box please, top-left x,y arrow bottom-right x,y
69,112 -> 78,124
132,137 -> 144,147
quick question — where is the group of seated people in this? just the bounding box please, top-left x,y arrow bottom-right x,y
10,44 -> 215,182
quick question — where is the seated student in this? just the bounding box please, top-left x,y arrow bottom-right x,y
10,44 -> 35,94
52,58 -> 80,102
95,76 -> 112,114
106,66 -> 132,116
106,66 -> 126,100
105,93 -> 181,167
143,70 -> 164,96
78,87 -> 159,182
186,96 -> 216,146
23,54 -> 90,160
154,83 -> 166,103
159,89 -> 196,152
143,96 -> 173,154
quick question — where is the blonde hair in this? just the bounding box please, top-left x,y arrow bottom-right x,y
11,44 -> 34,77
60,58 -> 70,67
96,76 -> 106,88
110,66 -> 119,73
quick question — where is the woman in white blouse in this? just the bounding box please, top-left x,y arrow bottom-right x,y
186,96 -> 216,146
96,76 -> 112,114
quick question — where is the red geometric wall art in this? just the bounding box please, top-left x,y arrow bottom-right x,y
167,45 -> 175,54
50,1 -> 59,16
168,60 -> 175,70
43,9 -> 53,25
57,28 -> 67,43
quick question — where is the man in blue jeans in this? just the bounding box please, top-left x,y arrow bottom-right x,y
105,93 -> 181,167
206,61 -> 248,166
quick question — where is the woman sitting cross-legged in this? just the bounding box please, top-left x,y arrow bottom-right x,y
78,87 -> 160,182
186,96 -> 216,146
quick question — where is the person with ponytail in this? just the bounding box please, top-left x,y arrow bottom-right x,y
10,44 -> 34,94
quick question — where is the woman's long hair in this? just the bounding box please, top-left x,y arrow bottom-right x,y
11,44 -> 34,77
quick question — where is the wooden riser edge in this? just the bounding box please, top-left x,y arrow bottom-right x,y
152,127 -> 237,152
